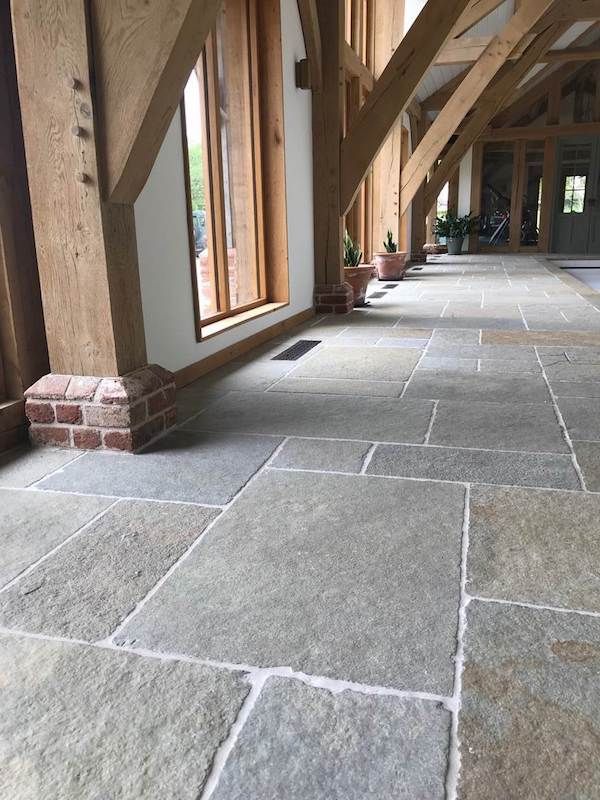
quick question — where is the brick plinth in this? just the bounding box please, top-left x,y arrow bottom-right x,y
25,365 -> 177,453
314,283 -> 354,314
408,252 -> 428,264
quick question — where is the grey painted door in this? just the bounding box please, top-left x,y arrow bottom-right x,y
553,137 -> 600,254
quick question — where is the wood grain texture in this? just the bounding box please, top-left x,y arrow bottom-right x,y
297,0 -> 322,91
340,0 -> 472,215
91,0 -> 222,204
399,0 -> 557,216
451,0 -> 506,38
11,0 -> 146,377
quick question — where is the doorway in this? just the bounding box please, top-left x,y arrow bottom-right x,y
552,137 -> 600,254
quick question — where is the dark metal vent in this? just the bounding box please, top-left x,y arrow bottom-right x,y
383,283 -> 398,288
368,291 -> 387,299
411,266 -> 423,271
272,339 -> 321,361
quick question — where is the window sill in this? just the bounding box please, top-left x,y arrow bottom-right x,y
199,301 -> 289,341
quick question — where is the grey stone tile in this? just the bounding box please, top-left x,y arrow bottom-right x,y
292,346 -> 420,382
478,359 -> 541,374
376,337 -> 429,348
185,392 -> 434,444
543,362 -> 600,382
574,441 -> 600,491
404,373 -> 551,404
551,379 -> 600,398
189,359 -> 295,392
340,326 -> 432,339
469,486 -> 600,610
367,444 -> 579,490
431,328 -> 481,344
0,633 -> 248,800
38,430 -> 282,505
212,678 -> 450,800
399,316 -> 525,330
267,376 -> 405,397
271,437 -> 370,473
426,344 -> 537,361
0,446 -> 80,488
117,470 -> 465,693
0,500 -> 218,640
419,356 -> 478,373
0,489 -> 111,589
556,397 -> 600,441
459,601 -> 600,800
430,401 -> 568,453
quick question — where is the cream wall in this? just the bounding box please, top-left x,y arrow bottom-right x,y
134,0 -> 314,373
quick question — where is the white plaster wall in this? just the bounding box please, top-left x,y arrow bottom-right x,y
458,148 -> 473,217
134,0 -> 314,373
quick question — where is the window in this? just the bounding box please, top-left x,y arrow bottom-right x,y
520,142 -> 544,246
563,175 -> 587,214
479,144 -> 514,247
182,0 -> 275,332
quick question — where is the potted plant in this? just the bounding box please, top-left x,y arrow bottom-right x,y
373,230 -> 409,281
433,212 -> 479,256
343,231 -> 372,307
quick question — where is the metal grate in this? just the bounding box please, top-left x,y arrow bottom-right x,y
383,283 -> 398,288
411,266 -> 423,271
368,291 -> 387,299
272,339 -> 321,361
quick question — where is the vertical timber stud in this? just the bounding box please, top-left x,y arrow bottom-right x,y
408,113 -> 428,264
313,0 -> 352,314
11,1 -> 176,451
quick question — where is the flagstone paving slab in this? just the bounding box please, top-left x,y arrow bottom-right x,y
0,489 -> 111,589
469,486 -> 600,611
430,401 -> 568,453
211,678 -> 450,800
367,444 -> 580,490
482,329 -> 600,346
0,633 -> 249,800
116,470 -> 465,693
573,441 -> 600,491
267,376 -> 406,397
292,346 -> 420,382
551,379 -> 600,398
271,437 -> 370,473
556,397 -> 600,441
0,500 -> 218,641
0,446 -> 80,488
38,430 -> 282,505
458,601 -> 600,800
185,391 -> 434,443
404,373 -> 551,404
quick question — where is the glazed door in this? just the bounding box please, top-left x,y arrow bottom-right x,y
553,137 -> 600,254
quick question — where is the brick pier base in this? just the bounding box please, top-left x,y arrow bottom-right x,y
314,283 -> 354,314
24,364 -> 177,452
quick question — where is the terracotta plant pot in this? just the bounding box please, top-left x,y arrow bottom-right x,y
373,251 -> 409,281
344,265 -> 373,307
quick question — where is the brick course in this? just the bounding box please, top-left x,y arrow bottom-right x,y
314,282 -> 354,315
24,364 -> 177,453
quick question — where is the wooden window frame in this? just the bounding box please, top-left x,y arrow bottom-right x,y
181,0 -> 289,340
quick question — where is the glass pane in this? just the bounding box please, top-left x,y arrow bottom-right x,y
216,2 -> 261,309
574,175 -> 587,191
479,144 -> 514,247
563,195 -> 573,214
572,190 -> 585,213
184,69 -> 219,319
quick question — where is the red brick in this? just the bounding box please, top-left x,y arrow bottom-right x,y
25,374 -> 71,400
148,364 -> 175,385
25,401 -> 55,424
73,428 -> 102,449
65,376 -> 101,401
96,378 -> 129,405
102,430 -> 134,452
30,426 -> 70,446
131,415 -> 165,450
333,304 -> 353,314
56,403 -> 82,424
164,406 -> 178,429
315,304 -> 334,313
84,402 -> 146,428
147,386 -> 176,416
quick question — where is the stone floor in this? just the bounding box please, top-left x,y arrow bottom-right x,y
1,254 -> 600,798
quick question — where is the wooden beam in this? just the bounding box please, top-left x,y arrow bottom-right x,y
480,120 -> 600,140
340,0 -> 472,215
422,69 -> 470,112
436,34 -> 534,66
407,112 -> 428,262
343,42 -> 375,90
539,138 -> 557,250
543,46 -> 600,62
90,0 -> 222,204
12,0 -> 147,376
548,0 -> 600,20
297,0 -> 323,91
399,0 -> 558,217
450,0 -> 506,39
424,23 -> 567,212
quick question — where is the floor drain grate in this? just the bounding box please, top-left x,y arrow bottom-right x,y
411,266 -> 424,271
368,291 -> 387,299
383,283 -> 398,288
272,339 -> 321,361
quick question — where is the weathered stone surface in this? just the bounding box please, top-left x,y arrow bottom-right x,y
193,359 -> 295,392
117,470 -> 465,693
469,486 -> 600,611
419,356 -> 478,373
430,401 -> 568,453
212,678 -> 450,800
268,376 -> 406,397
556,397 -> 600,441
39,431 -> 281,504
0,489 -> 111,589
293,346 -> 420,382
271,437 -> 371,473
367,444 -> 580,490
574,441 -> 600,491
0,447 -> 80,488
404,373 -> 551,404
552,379 -> 600,398
0,499 -> 218,640
0,633 -> 249,799
430,328 -> 480,344
185,391 -> 434,444
458,601 -> 600,800
482,330 -> 600,346
426,344 -> 537,361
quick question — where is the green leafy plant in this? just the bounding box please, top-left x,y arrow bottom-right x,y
433,212 -> 479,239
383,229 -> 397,253
343,231 -> 363,267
